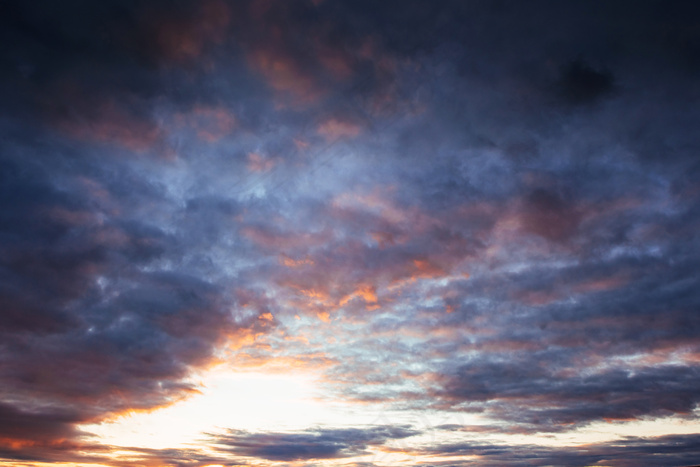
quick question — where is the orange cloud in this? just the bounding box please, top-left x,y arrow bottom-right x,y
279,255 -> 315,267
339,284 -> 378,308
388,258 -> 449,291
299,288 -> 332,302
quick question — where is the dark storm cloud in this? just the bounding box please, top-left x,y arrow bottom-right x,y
556,58 -> 615,105
209,426 -> 419,461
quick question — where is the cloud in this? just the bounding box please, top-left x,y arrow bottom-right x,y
0,403 -> 83,444
1,1 -> 700,466
432,361 -> 700,429
556,58 -> 615,105
52,96 -> 163,153
209,426 -> 419,461
136,0 -> 231,64
0,108 -> 273,461
518,187 -> 584,242
420,433 -> 700,467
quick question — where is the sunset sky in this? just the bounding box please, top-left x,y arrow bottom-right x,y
2,1 -> 700,466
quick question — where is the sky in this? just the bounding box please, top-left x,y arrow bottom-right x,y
1,1 -> 700,466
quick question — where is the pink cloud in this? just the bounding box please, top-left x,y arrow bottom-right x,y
317,118 -> 362,141
247,152 -> 276,172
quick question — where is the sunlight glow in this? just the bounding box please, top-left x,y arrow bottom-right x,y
85,368 -> 334,448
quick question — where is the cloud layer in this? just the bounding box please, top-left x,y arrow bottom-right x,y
1,0 -> 700,466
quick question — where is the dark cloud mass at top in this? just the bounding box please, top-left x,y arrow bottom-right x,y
1,1 -> 700,466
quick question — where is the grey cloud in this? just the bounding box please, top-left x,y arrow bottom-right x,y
433,361 -> 700,428
556,58 -> 616,105
421,433 -> 700,467
209,426 -> 419,461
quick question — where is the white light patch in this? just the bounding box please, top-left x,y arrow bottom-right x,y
83,368 -> 340,449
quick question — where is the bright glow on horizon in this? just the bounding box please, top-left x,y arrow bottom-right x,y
83,362 -> 700,456
85,368 -> 333,449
